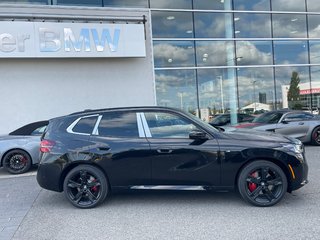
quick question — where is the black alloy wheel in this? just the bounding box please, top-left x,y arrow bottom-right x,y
3,150 -> 32,174
311,126 -> 320,146
63,165 -> 108,208
238,160 -> 288,207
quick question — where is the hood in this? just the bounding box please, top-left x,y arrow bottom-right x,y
219,126 -> 293,144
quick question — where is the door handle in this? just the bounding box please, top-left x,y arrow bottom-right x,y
98,147 -> 110,151
157,149 -> 173,154
298,122 -> 304,125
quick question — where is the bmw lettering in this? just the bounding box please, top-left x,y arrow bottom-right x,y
0,21 -> 146,58
39,27 -> 120,53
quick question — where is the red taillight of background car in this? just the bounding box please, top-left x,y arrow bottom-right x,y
40,139 -> 55,153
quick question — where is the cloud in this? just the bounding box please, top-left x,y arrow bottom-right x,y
194,13 -> 229,38
272,14 -> 307,38
234,13 -> 271,38
150,0 -> 191,9
153,43 -> 193,66
236,41 -> 272,65
271,0 -> 306,11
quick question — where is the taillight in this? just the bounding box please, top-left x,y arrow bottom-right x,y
40,139 -> 55,153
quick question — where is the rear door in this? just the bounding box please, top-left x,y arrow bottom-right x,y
88,111 -> 151,187
141,110 -> 220,186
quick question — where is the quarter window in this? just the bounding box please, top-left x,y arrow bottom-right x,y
72,116 -> 98,134
98,112 -> 139,138
144,112 -> 199,138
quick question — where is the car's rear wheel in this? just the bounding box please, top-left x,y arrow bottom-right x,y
238,160 -> 287,207
311,126 -> 320,146
63,165 -> 108,208
3,150 -> 32,174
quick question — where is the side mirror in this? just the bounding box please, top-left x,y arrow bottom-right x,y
189,130 -> 209,140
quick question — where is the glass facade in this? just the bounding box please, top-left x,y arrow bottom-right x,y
3,0 -> 320,122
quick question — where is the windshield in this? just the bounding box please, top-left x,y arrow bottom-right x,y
253,112 -> 283,124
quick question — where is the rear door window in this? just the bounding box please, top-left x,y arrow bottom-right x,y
98,112 -> 139,138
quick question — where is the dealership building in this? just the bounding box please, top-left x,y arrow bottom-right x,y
1,0 -> 320,133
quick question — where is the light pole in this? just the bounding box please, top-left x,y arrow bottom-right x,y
253,80 -> 257,112
177,92 -> 185,109
217,76 -> 225,113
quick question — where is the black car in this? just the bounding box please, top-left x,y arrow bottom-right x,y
37,107 -> 308,208
209,113 -> 254,126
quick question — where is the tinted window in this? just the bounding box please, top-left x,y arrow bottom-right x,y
9,121 -> 48,136
31,126 -> 47,136
253,112 -> 283,124
72,116 -> 98,134
145,112 -> 198,138
285,113 -> 314,120
98,112 -> 138,138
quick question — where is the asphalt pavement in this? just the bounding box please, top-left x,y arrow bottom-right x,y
0,146 -> 319,240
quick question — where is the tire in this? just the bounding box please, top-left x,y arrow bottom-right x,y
237,160 -> 288,207
3,150 -> 32,174
63,165 -> 108,209
311,126 -> 320,146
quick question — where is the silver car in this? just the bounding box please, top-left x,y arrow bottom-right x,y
0,121 -> 48,174
237,110 -> 320,145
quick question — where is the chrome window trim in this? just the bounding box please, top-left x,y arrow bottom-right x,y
140,113 -> 152,138
136,112 -> 146,138
92,115 -> 102,136
66,114 -> 99,136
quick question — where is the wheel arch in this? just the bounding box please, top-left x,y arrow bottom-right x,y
58,162 -> 111,192
0,148 -> 32,167
234,157 -> 292,192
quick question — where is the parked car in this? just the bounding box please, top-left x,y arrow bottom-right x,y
37,107 -> 308,208
0,121 -> 48,174
209,113 -> 254,126
236,110 -> 320,145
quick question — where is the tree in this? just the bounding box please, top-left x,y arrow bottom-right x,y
287,71 -> 302,109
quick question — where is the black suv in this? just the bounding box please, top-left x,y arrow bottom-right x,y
37,107 -> 308,208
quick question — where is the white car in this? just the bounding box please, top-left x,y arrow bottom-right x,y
0,121 -> 48,174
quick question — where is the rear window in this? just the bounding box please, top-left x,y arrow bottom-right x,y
72,116 -> 98,134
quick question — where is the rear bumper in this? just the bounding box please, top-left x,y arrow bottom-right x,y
37,163 -> 63,192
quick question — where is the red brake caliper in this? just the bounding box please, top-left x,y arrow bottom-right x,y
90,178 -> 98,192
248,171 -> 258,192
21,156 -> 27,164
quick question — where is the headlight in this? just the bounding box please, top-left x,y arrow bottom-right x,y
280,143 -> 304,154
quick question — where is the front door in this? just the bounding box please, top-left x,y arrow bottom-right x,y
141,110 -> 220,187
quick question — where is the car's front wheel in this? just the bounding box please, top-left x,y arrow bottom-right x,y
63,165 -> 108,208
238,160 -> 288,207
3,150 -> 32,174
